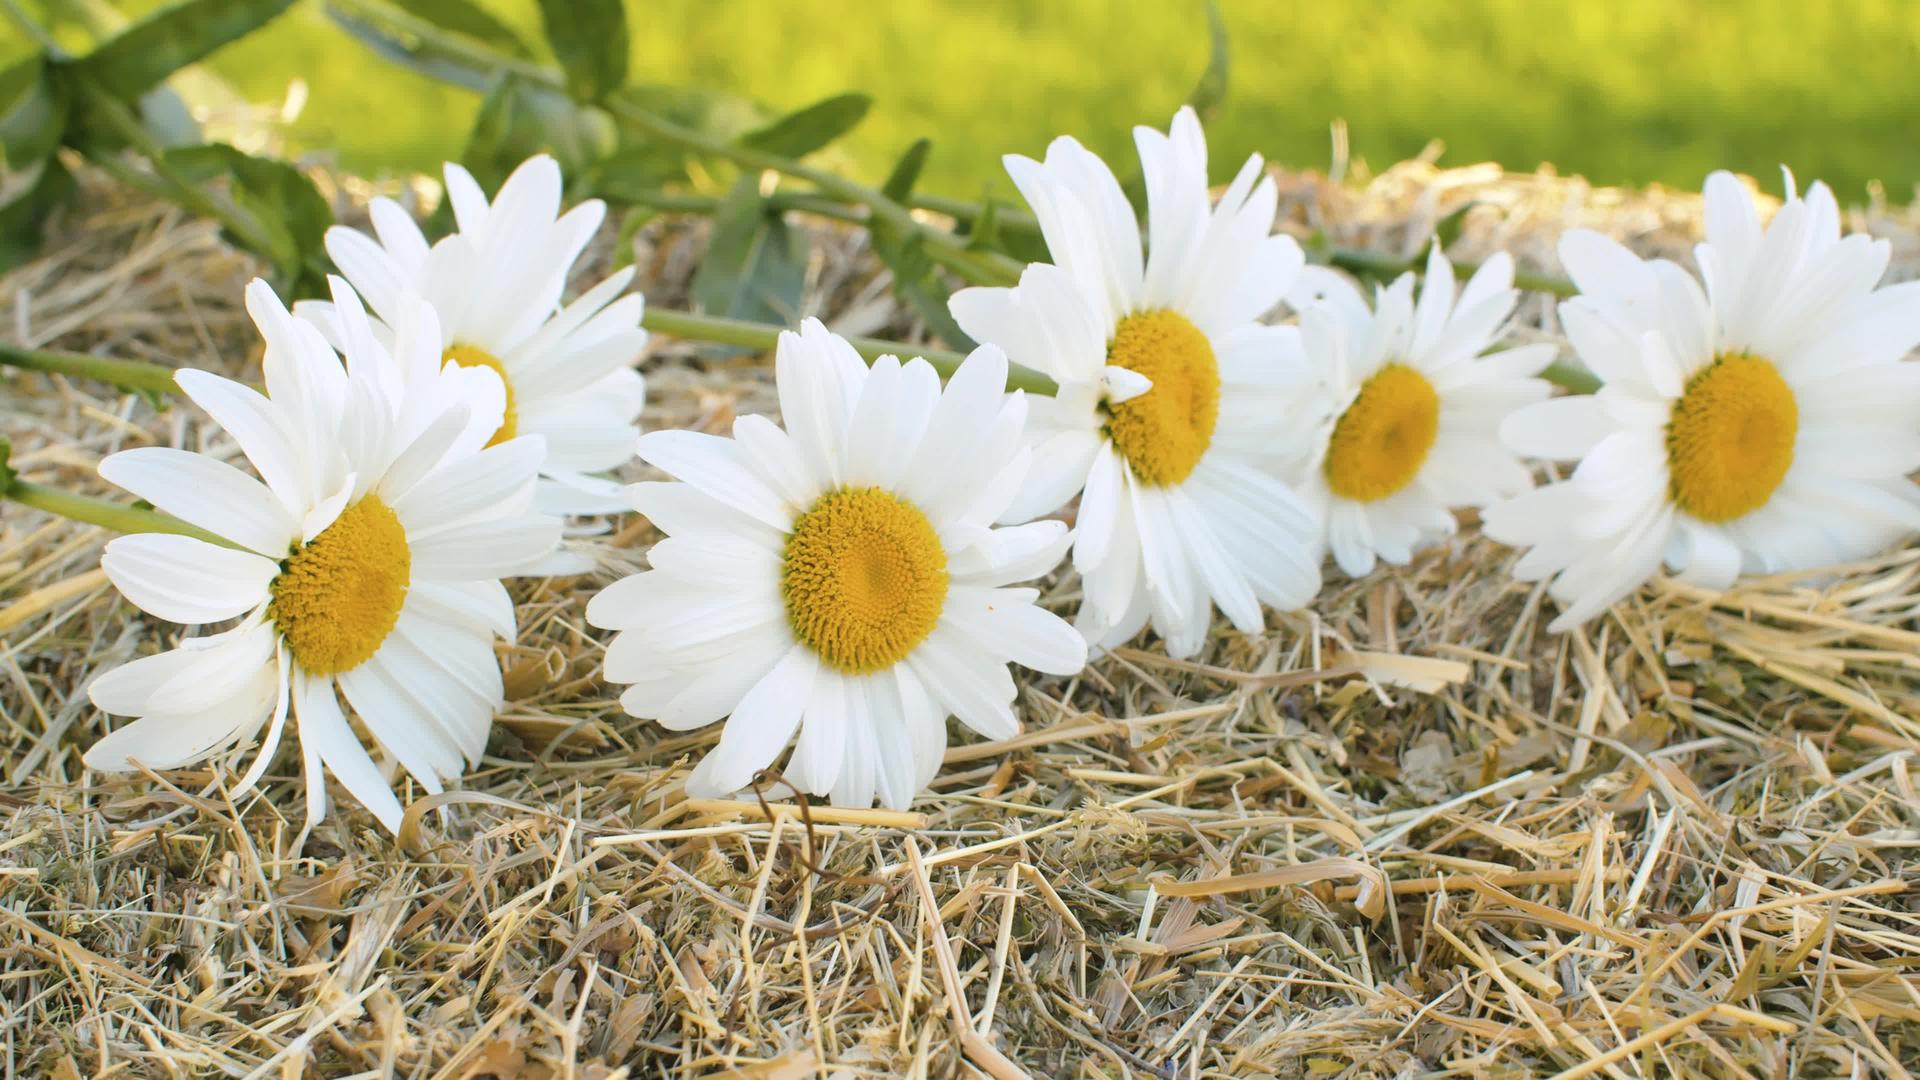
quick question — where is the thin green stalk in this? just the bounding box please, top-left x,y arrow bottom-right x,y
642,308 -> 1057,395
646,188 -> 1593,391
1539,361 -> 1601,395
78,83 -> 329,285
0,343 -> 179,395
1323,245 -> 1576,298
0,309 -> 1057,395
921,189 -> 1581,297
623,188 -> 1008,285
606,101 -> 1023,287
0,0 -> 60,51
6,480 -> 228,544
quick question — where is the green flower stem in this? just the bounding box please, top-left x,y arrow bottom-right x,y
621,188 -> 1002,283
0,310 -> 1056,395
1321,245 -> 1576,298
605,101 -> 1024,287
0,0 -> 60,51
79,85 -> 273,257
641,308 -> 1057,395
1539,361 -> 1601,395
6,479 -> 228,544
0,343 -> 180,395
77,82 -> 329,285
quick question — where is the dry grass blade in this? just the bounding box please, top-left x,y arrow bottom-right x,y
3,157 -> 1919,1075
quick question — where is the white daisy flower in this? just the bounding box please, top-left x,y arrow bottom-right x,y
85,277 -> 560,832
1286,247 -> 1555,576
948,106 -> 1321,659
1484,171 -> 1920,631
585,320 -> 1087,810
302,153 -> 648,519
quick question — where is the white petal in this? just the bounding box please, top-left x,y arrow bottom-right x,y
296,672 -> 404,831
101,534 -> 276,625
908,626 -> 1017,741
409,516 -> 561,580
686,644 -> 817,797
1499,396 -> 1617,461
99,448 -> 298,557
636,430 -> 795,530
939,586 -> 1087,676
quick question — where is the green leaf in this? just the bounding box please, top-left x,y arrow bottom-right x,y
326,0 -> 536,92
0,58 -> 68,169
1433,201 -> 1478,251
70,0 -> 297,104
738,93 -> 871,159
536,0 -> 628,103
163,144 -> 330,292
0,156 -> 74,273
873,227 -> 975,351
882,138 -> 930,204
579,149 -> 698,204
0,433 -> 14,492
463,73 -> 617,197
870,140 -> 973,350
609,207 -> 653,271
596,84 -> 776,194
690,177 -> 806,350
963,196 -> 1000,252
1185,0 -> 1229,118
388,0 -> 533,58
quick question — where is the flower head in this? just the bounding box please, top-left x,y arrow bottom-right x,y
1485,171 -> 1920,630
949,107 -> 1321,659
586,320 -> 1086,809
303,154 -> 648,520
86,277 -> 559,831
1288,247 -> 1555,576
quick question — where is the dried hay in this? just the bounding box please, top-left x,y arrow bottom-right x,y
3,155 -> 1919,1077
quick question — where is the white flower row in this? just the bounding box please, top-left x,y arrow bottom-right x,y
84,113 -> 1920,827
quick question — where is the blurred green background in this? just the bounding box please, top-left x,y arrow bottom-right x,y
8,0 -> 1920,201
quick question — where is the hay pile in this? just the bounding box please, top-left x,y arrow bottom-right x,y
3,157 -> 1919,1077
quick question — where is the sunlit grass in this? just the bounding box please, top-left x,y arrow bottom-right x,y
8,0 -> 1919,200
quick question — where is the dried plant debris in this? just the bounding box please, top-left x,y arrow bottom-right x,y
4,158 -> 1920,1077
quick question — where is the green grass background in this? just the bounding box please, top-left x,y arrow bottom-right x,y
10,0 -> 1920,201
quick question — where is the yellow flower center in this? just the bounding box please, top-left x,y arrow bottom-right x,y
781,487 -> 948,675
443,344 -> 517,447
268,497 -> 411,676
1323,363 -> 1440,502
1666,353 -> 1797,523
1105,309 -> 1220,486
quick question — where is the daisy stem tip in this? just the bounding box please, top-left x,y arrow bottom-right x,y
0,344 -> 180,397
4,480 -> 230,546
641,308 -> 1058,395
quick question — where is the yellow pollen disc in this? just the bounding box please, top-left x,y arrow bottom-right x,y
1323,363 -> 1440,502
443,344 -> 517,447
1666,352 -> 1797,523
268,497 -> 411,676
781,487 -> 948,675
1105,309 -> 1220,486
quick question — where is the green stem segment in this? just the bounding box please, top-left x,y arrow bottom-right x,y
6,480 -> 226,543
0,343 -> 180,396
608,101 -> 1024,287
3,305 -> 1591,398
641,308 -> 1057,395
1323,245 -> 1576,298
0,307 -> 1058,396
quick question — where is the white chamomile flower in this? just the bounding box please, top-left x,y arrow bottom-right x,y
1484,171 -> 1920,631
303,153 -> 648,519
948,106 -> 1321,660
586,320 -> 1087,810
1286,247 -> 1555,576
85,277 -> 560,832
